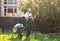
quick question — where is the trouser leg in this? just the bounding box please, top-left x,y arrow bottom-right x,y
26,29 -> 31,37
26,19 -> 31,37
18,32 -> 22,38
17,28 -> 23,38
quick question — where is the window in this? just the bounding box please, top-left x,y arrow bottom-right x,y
4,0 -> 7,1
4,9 -> 7,16
4,6 -> 7,16
4,2 -> 7,4
4,6 -> 7,8
8,2 -> 13,4
8,0 -> 13,2
4,0 -> 7,4
2,0 -> 17,17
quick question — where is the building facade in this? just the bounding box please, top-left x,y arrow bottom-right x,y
0,0 -> 24,17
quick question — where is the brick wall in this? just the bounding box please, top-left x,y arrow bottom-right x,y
0,17 -> 39,32
0,17 -> 25,32
0,17 -> 60,33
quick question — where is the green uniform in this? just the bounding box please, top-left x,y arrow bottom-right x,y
26,18 -> 32,37
14,23 -> 24,38
16,27 -> 23,38
25,12 -> 33,37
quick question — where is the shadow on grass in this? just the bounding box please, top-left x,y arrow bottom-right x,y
10,38 -> 30,41
10,38 -> 22,41
24,37 -> 30,41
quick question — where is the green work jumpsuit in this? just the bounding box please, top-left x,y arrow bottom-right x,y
26,17 -> 32,37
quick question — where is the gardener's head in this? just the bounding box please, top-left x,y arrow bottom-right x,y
27,7 -> 32,13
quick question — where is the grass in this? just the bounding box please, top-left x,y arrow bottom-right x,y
0,32 -> 60,41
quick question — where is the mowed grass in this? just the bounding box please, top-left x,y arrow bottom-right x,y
0,32 -> 60,41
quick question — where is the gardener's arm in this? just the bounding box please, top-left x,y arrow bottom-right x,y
25,13 -> 29,21
31,14 -> 34,22
25,17 -> 28,21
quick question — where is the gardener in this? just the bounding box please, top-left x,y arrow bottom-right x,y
25,7 -> 34,38
14,23 -> 24,39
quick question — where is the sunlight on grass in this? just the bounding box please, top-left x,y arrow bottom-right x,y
22,36 -> 26,41
0,35 -> 10,41
0,33 -> 60,41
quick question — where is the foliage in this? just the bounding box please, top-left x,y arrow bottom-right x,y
19,0 -> 60,33
20,0 -> 60,19
0,33 -> 60,41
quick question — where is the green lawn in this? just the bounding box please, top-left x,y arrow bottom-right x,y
0,32 -> 60,41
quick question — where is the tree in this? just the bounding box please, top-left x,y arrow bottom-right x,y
19,0 -> 60,33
